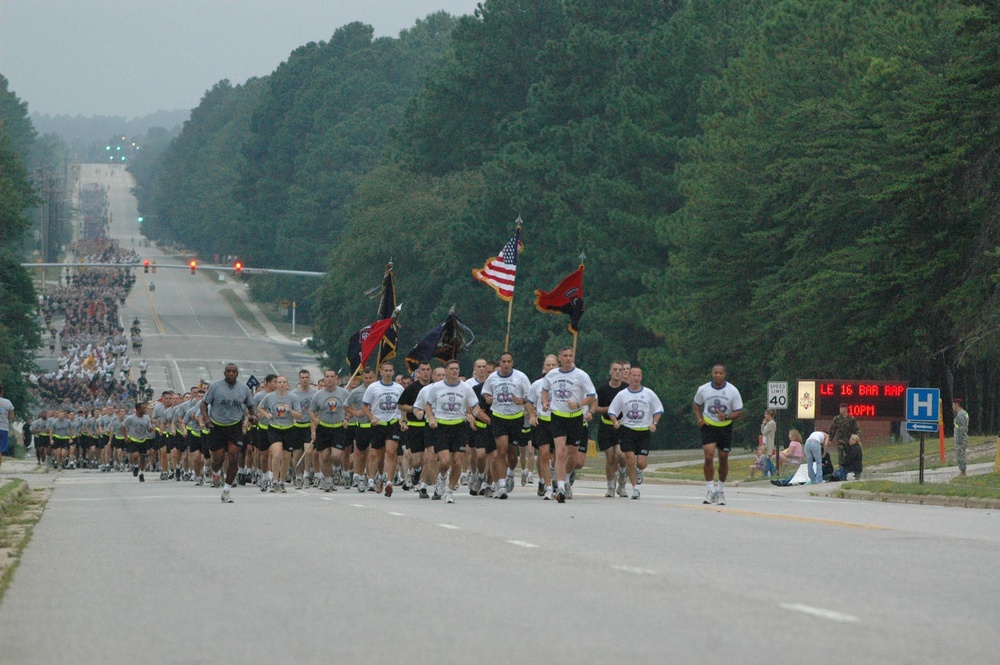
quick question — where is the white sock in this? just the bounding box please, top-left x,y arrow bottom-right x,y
706,481 -> 715,492
223,483 -> 231,491
718,482 -> 725,492
557,480 -> 565,491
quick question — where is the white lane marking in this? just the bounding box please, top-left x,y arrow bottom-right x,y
506,540 -> 539,549
611,565 -> 657,576
172,359 -> 185,387
50,494 -> 217,502
350,504 -> 365,508
321,497 -> 332,501
780,603 -> 859,623
437,524 -> 460,530
233,317 -> 251,338
388,512 -> 405,516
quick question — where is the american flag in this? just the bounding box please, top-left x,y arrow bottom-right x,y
472,227 -> 521,302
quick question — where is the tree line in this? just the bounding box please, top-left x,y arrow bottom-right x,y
129,0 -> 1000,444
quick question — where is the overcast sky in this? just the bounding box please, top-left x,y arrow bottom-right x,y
0,0 -> 479,119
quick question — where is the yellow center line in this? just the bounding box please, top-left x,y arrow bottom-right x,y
677,504 -> 892,530
138,272 -> 165,334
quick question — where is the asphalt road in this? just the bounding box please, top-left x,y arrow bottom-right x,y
0,471 -> 998,665
2,166 -> 999,664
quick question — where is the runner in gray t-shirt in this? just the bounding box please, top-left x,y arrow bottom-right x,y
121,402 -> 155,482
200,363 -> 257,503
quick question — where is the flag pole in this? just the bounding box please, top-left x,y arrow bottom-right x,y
503,217 -> 523,353
573,250 -> 585,356
504,297 -> 514,352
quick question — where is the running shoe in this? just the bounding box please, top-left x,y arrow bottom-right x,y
221,488 -> 233,503
356,478 -> 366,493
616,469 -> 627,495
445,490 -> 455,504
555,489 -> 566,503
195,476 -> 204,486
139,472 -> 145,482
569,470 -> 576,486
459,472 -> 468,486
505,474 -> 515,494
269,480 -> 281,493
716,491 -> 725,505
564,484 -> 573,500
537,481 -> 546,497
543,487 -> 553,501
431,490 -> 442,500
132,466 -> 139,477
521,469 -> 528,486
637,469 -> 644,485
495,485 -> 508,500
418,486 -> 430,499
703,489 -> 716,505
605,485 -> 614,498
294,477 -> 304,490
384,483 -> 393,498
631,488 -> 640,500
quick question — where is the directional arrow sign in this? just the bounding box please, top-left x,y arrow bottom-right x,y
905,421 -> 939,433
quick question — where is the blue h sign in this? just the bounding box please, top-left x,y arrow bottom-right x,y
906,388 -> 940,422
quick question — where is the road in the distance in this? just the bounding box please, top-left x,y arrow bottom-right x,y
97,162 -> 319,389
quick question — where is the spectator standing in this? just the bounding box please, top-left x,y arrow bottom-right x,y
0,384 -> 15,469
829,403 -> 860,467
953,398 -> 969,477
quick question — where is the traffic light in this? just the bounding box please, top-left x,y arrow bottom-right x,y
143,260 -> 150,274
190,260 -> 197,275
234,261 -> 243,277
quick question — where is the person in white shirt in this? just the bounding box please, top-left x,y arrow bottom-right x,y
609,366 -> 663,500
692,364 -> 743,506
540,347 -> 596,503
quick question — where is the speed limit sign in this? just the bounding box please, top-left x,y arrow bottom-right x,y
767,382 -> 789,410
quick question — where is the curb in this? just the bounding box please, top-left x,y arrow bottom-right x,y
835,488 -> 1000,509
0,479 -> 30,515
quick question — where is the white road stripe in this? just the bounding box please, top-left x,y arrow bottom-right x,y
506,540 -> 539,549
437,524 -> 460,530
350,504 -> 365,508
780,603 -> 859,623
611,565 -> 657,576
320,497 -> 332,501
388,512 -> 405,516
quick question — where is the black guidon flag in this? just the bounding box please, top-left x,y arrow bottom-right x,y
534,265 -> 585,334
404,310 -> 475,374
374,263 -> 398,368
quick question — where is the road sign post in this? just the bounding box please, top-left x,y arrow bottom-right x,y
906,388 -> 940,485
767,382 -> 789,410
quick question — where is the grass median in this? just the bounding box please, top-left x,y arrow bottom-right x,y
219,288 -> 267,335
0,480 -> 49,601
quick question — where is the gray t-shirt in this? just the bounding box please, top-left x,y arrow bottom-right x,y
202,379 -> 255,426
310,387 -> 350,426
0,398 -> 13,431
291,387 -> 317,425
122,414 -> 154,441
259,392 -> 301,428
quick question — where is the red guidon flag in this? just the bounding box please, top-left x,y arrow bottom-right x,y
472,226 -> 522,302
534,265 -> 585,334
